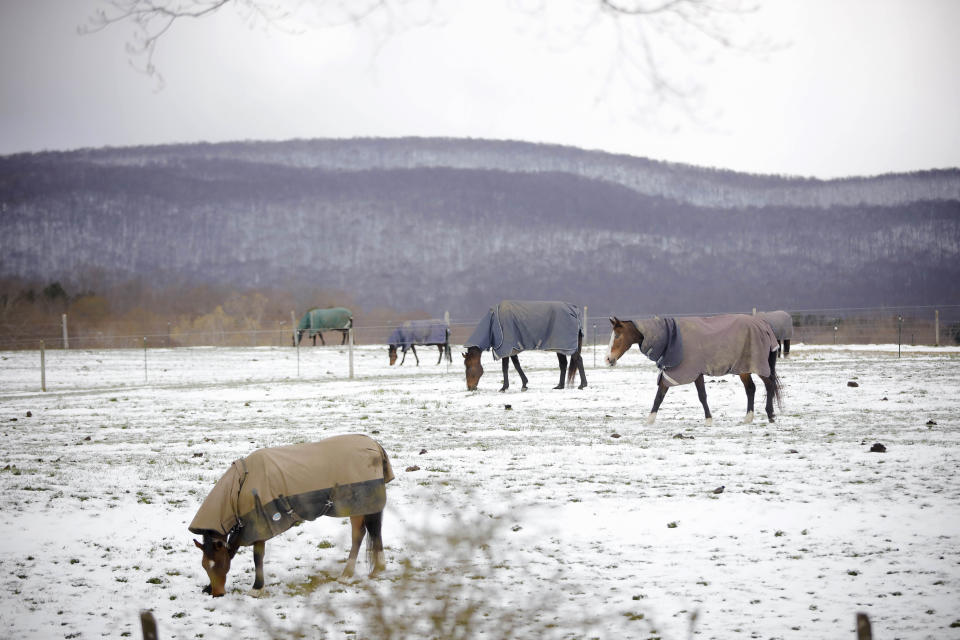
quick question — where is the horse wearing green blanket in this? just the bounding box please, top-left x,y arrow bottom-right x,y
295,307 -> 353,346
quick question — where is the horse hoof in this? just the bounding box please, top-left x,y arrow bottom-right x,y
742,411 -> 754,424
553,384 -> 564,390
248,588 -> 266,598
767,415 -> 776,423
704,417 -> 713,427
578,384 -> 587,390
499,388 -> 507,393
521,386 -> 529,392
646,413 -> 657,425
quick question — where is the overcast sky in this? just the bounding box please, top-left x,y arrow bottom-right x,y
1,0 -> 958,178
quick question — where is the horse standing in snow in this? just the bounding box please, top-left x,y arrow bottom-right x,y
606,314 -> 782,425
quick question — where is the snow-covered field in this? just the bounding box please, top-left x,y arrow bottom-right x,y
1,343 -> 959,639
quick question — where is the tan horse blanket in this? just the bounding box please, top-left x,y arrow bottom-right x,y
631,314 -> 779,387
756,310 -> 794,341
189,434 -> 394,546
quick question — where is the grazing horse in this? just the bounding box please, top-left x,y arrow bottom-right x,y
606,315 -> 782,425
756,310 -> 794,357
295,307 -> 352,346
388,320 -> 452,366
189,434 -> 393,597
463,300 -> 587,391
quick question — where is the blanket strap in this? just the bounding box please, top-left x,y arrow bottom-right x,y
276,494 -> 302,523
227,458 -> 249,539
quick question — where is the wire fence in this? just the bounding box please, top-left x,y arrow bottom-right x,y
2,305 -> 958,395
2,305 -> 958,352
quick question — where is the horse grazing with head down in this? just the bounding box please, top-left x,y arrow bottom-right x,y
295,307 -> 353,346
189,434 -> 393,597
463,300 -> 586,392
606,314 -> 782,425
388,319 -> 452,366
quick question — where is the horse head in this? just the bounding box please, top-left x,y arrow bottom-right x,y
463,346 -> 483,390
193,532 -> 240,597
606,317 -> 641,366
388,344 -> 398,366
294,329 -> 304,346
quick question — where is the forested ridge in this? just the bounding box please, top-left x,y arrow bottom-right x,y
2,138 -> 958,321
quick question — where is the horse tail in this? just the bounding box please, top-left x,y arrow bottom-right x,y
768,349 -> 783,411
567,353 -> 579,386
567,333 -> 584,386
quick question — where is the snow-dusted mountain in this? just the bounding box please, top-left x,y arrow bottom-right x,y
2,138 -> 958,317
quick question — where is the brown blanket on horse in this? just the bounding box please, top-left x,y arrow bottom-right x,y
631,314 -> 779,387
189,434 -> 394,546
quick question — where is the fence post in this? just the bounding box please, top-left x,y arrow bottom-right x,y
856,612 -> 872,640
143,337 -> 148,382
140,610 -> 158,640
444,311 -> 451,372
898,315 -> 902,358
40,340 -> 46,392
62,314 -> 69,350
348,326 -> 355,379
935,309 -> 940,346
593,323 -> 597,368
290,310 -> 297,346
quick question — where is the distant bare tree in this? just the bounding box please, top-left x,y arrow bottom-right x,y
82,0 -> 766,110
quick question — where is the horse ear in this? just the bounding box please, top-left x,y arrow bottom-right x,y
609,317 -> 620,327
194,539 -> 204,551
461,351 -> 467,359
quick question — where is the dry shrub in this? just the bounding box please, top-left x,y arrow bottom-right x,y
251,505 -> 633,640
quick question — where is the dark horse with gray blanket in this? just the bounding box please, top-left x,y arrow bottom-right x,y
190,434 -> 393,596
388,320 -> 452,366
463,300 -> 586,391
606,314 -> 782,425
756,310 -> 794,357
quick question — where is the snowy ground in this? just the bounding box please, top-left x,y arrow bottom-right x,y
1,343 -> 959,639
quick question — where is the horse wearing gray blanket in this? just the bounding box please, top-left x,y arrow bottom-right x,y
189,434 -> 393,596
463,300 -> 587,391
756,310 -> 794,357
606,314 -> 782,425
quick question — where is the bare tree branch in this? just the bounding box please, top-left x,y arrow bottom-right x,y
81,0 -> 768,111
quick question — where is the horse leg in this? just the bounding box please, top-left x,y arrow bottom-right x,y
318,332 -> 326,346
363,512 -> 386,577
738,373 -> 756,423
761,375 -> 777,422
500,357 -> 510,392
571,350 -> 587,389
647,381 -> 669,425
783,339 -> 791,357
555,354 -> 568,389
341,515 -> 366,579
410,345 -> 419,366
251,540 -> 266,591
694,374 -> 713,426
341,330 -> 348,345
436,345 -> 443,365
399,347 -> 407,366
512,355 -> 529,391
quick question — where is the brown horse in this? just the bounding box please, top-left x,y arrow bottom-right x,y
388,320 -> 452,366
606,315 -> 782,425
463,339 -> 586,392
190,435 -> 393,596
462,300 -> 587,392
